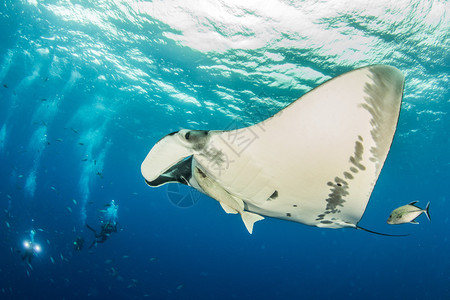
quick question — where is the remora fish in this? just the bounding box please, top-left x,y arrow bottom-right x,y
387,201 -> 430,224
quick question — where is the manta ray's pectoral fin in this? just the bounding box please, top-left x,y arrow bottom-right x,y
240,211 -> 264,234
220,202 -> 238,214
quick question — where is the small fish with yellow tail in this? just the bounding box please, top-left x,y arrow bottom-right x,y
387,201 -> 430,225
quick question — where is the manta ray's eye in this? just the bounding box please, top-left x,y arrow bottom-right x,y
185,132 -> 191,140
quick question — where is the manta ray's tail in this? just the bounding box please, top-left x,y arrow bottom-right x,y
356,225 -> 409,237
241,211 -> 264,234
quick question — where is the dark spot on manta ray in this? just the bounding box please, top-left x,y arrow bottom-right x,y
350,157 -> 366,171
335,177 -> 348,186
267,190 -> 278,201
324,176 -> 349,214
349,140 -> 366,171
320,220 -> 333,224
286,213 -> 291,217
343,171 -> 354,180
355,141 -> 363,155
324,139 -> 363,217
293,204 -> 297,207
315,213 -> 326,221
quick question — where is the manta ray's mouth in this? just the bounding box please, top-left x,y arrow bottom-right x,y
144,156 -> 194,187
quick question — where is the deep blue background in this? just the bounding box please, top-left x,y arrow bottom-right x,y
0,1 -> 448,299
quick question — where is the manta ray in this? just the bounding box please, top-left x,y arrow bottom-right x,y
141,65 -> 404,234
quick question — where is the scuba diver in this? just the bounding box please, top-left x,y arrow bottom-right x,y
21,229 -> 41,264
73,236 -> 85,251
86,200 -> 119,249
86,222 -> 117,248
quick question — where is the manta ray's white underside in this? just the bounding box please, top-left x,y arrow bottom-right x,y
141,65 -> 404,233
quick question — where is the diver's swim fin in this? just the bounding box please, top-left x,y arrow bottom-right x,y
88,241 -> 97,249
86,223 -> 97,234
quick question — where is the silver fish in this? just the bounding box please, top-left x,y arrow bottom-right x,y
387,201 -> 430,224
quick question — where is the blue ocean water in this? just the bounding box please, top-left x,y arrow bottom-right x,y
0,0 -> 449,299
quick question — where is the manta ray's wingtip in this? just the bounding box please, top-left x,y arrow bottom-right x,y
367,64 -> 405,94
